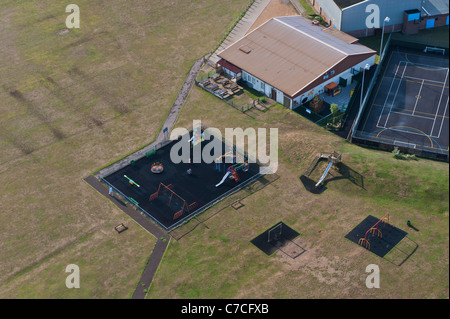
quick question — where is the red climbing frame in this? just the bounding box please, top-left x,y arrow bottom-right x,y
149,183 -> 197,220
358,213 -> 390,250
230,167 -> 240,182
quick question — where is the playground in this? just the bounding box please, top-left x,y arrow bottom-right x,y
354,45 -> 449,158
345,214 -> 418,266
251,221 -> 305,259
102,130 -> 261,230
300,151 -> 342,193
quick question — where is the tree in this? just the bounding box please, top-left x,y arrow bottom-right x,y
330,104 -> 339,124
330,103 -> 339,115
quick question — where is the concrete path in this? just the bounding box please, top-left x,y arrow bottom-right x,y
89,0 -> 296,299
84,175 -> 170,299
155,57 -> 204,143
95,56 -> 205,179
288,0 -> 306,15
209,0 -> 271,66
89,55 -> 206,299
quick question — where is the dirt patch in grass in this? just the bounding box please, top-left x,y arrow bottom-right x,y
0,0 -> 252,298
247,0 -> 300,33
148,85 -> 448,299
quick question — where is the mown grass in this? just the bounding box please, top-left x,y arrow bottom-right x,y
146,83 -> 448,299
0,0 -> 447,299
298,0 -> 316,16
0,0 -> 251,298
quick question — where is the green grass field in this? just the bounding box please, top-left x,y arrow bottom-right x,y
146,86 -> 449,299
0,0 -> 448,299
0,0 -> 251,298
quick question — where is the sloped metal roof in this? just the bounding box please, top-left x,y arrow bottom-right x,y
333,0 -> 367,9
422,0 -> 449,16
218,16 -> 375,97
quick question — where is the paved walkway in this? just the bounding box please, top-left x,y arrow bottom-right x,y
288,0 -> 306,15
95,56 -> 205,179
89,0 -> 296,299
88,55 -> 206,299
209,0 -> 271,66
155,57 -> 204,143
84,176 -> 169,299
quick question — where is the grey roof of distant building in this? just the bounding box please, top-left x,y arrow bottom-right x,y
333,0 -> 367,9
422,0 -> 449,16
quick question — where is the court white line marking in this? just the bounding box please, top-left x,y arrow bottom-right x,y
406,61 -> 448,70
394,140 -> 417,149
384,127 -> 431,138
430,68 -> 449,137
393,111 -> 434,121
377,61 -> 403,128
412,79 -> 424,116
436,96 -> 449,139
403,75 -> 446,85
384,62 -> 408,128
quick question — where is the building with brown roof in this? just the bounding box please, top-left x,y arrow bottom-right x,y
216,15 -> 376,109
308,0 -> 448,37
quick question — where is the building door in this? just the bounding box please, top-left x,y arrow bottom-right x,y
271,88 -> 277,101
283,96 -> 291,109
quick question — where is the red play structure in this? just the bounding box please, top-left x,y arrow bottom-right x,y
149,183 -> 198,220
230,166 -> 240,183
358,213 -> 390,250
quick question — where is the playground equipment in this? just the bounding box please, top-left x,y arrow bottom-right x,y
215,152 -> 248,187
214,150 -> 235,172
300,151 -> 341,193
149,183 -> 198,220
124,175 -> 140,187
358,213 -> 390,250
268,223 -> 283,243
189,128 -> 204,146
151,162 -> 164,174
314,152 -> 341,187
215,165 -> 242,187
315,161 -> 333,187
215,171 -> 232,187
309,95 -> 324,113
324,82 -> 341,97
145,149 -> 156,158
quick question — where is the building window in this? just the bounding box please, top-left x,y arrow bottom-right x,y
330,70 -> 335,76
261,82 -> 265,91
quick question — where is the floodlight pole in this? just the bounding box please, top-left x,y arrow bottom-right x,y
360,64 -> 371,110
380,17 -> 390,60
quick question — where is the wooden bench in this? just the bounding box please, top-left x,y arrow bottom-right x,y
216,89 -> 228,98
209,83 -> 219,91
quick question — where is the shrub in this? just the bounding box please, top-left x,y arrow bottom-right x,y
392,147 -> 417,160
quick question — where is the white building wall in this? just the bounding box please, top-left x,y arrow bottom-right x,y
293,55 -> 376,108
242,54 -> 375,110
222,67 -> 241,79
242,70 -> 284,104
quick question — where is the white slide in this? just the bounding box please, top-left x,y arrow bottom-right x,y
315,162 -> 333,187
215,172 -> 231,187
